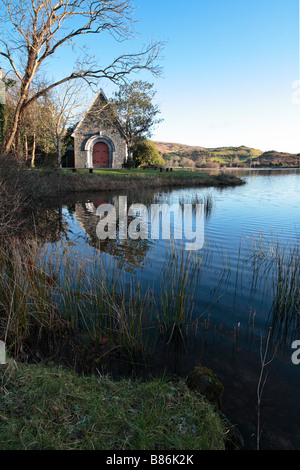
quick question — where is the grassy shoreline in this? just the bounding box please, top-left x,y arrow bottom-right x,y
58,168 -> 245,193
0,361 -> 226,450
0,159 -> 245,206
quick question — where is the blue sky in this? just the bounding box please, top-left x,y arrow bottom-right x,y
10,0 -> 300,153
133,0 -> 300,153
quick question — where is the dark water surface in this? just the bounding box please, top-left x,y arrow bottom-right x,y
41,169 -> 300,450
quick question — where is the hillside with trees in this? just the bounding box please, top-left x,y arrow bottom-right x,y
153,141 -> 299,168
254,151 -> 300,168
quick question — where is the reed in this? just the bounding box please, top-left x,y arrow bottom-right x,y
155,245 -> 201,340
0,240 -> 155,363
3,218 -> 298,372
247,233 -> 300,343
0,241 -> 64,355
0,237 -> 207,368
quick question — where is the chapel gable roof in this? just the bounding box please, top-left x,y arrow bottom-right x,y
73,89 -> 125,138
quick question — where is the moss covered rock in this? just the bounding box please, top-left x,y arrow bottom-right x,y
186,366 -> 224,409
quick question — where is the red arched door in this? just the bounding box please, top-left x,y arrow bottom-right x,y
93,142 -> 110,167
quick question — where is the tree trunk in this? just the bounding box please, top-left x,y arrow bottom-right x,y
5,101 -> 28,158
31,133 -> 36,167
0,104 -> 5,145
127,138 -> 133,161
15,120 -> 23,158
24,135 -> 28,162
4,57 -> 35,155
4,99 -> 26,155
57,137 -> 62,169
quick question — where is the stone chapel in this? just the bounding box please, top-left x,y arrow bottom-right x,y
73,90 -> 128,169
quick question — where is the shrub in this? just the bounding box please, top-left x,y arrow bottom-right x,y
180,157 -> 195,169
132,139 -> 165,167
122,157 -> 136,169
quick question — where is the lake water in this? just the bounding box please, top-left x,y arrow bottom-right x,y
40,169 -> 300,450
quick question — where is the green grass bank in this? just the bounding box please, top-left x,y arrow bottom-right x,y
58,168 -> 245,193
0,157 -> 245,206
0,361 -> 226,450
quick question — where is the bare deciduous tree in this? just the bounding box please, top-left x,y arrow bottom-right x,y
0,0 -> 163,155
40,81 -> 88,168
0,70 -> 5,144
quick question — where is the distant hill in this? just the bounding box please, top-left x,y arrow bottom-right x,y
153,141 -> 206,154
253,151 -> 300,168
153,141 -> 299,168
